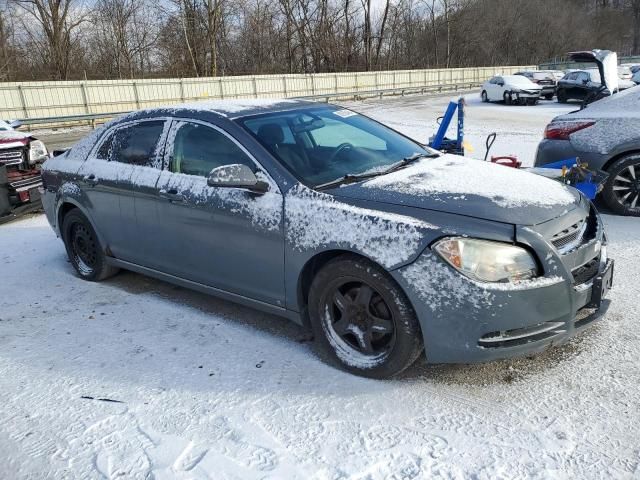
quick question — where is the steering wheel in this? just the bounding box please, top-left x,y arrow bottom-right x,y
328,143 -> 354,163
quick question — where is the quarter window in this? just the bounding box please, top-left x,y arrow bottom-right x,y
169,122 -> 254,177
110,121 -> 165,167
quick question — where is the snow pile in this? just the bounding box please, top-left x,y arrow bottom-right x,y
363,155 -> 577,209
285,184 -> 435,268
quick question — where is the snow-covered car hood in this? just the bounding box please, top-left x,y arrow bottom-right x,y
327,155 -> 581,225
0,130 -> 31,149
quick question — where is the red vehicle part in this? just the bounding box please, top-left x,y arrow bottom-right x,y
491,155 -> 522,168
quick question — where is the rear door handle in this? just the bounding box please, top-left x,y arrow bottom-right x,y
83,174 -> 98,186
159,189 -> 186,203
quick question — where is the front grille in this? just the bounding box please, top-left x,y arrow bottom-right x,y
551,218 -> 586,251
549,207 -> 598,254
0,148 -> 24,166
572,256 -> 600,285
478,321 -> 565,348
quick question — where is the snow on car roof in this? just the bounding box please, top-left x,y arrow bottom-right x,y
167,98 -> 313,117
502,75 -> 536,85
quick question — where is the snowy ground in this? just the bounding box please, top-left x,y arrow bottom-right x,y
2,94 -> 640,479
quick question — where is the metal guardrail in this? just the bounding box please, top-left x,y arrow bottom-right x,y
18,81 -> 481,128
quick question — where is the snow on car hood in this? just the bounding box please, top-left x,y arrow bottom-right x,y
0,129 -> 30,148
329,155 -> 580,225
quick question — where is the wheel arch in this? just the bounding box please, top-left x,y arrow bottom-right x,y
601,149 -> 640,173
56,199 -> 108,253
295,249 -> 419,329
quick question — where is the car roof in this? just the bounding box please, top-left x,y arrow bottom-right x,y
159,98 -> 318,119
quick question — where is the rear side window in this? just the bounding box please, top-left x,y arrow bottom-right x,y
110,121 -> 165,167
169,122 -> 254,177
96,132 -> 114,160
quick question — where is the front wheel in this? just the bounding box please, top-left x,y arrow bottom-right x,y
62,209 -> 119,281
308,255 -> 423,378
544,93 -> 554,100
503,91 -> 512,105
601,154 -> 640,216
557,89 -> 567,103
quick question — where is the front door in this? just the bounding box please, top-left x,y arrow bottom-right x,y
151,120 -> 286,307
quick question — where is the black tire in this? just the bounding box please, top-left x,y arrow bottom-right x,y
557,89 -> 567,103
544,93 -> 554,100
308,254 -> 423,378
61,208 -> 119,281
601,154 -> 640,216
481,91 -> 488,103
503,91 -> 512,105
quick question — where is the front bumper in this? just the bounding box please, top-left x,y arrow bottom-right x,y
394,206 -> 612,364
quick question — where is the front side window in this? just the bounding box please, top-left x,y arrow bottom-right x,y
240,106 -> 432,187
110,120 -> 165,167
169,122 -> 254,177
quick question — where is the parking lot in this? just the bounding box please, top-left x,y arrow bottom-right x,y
1,93 -> 639,479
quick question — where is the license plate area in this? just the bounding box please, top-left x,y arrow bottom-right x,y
587,259 -> 614,309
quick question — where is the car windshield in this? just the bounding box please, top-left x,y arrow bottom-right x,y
0,120 -> 12,131
240,106 -> 435,187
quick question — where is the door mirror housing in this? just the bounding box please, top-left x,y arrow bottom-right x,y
207,164 -> 269,194
497,81 -> 504,86
8,119 -> 22,129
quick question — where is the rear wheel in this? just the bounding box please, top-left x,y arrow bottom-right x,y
481,91 -> 489,103
308,255 -> 423,378
62,209 -> 119,281
602,154 -> 640,216
557,89 -> 567,103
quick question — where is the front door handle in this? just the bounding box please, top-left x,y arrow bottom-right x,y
159,189 -> 186,203
83,174 -> 98,186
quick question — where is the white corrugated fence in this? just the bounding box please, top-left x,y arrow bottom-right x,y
0,66 -> 534,121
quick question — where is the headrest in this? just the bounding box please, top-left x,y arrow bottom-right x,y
257,123 -> 284,145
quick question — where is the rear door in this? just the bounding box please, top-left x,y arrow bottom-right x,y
79,119 -> 168,263
150,120 -> 286,306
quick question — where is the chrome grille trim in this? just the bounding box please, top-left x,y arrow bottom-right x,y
551,217 -> 588,253
0,148 -> 23,166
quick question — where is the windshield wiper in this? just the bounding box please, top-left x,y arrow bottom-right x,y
315,152 -> 439,190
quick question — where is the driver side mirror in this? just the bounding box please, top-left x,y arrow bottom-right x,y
207,164 -> 269,194
497,81 -> 504,86
8,119 -> 22,129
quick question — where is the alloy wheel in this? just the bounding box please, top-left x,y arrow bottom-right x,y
611,163 -> 640,209
323,280 -> 396,357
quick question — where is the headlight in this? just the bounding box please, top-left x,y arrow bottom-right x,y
29,140 -> 48,164
433,237 -> 539,283
510,88 -> 521,93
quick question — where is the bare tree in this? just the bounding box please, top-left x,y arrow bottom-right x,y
12,0 -> 88,79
